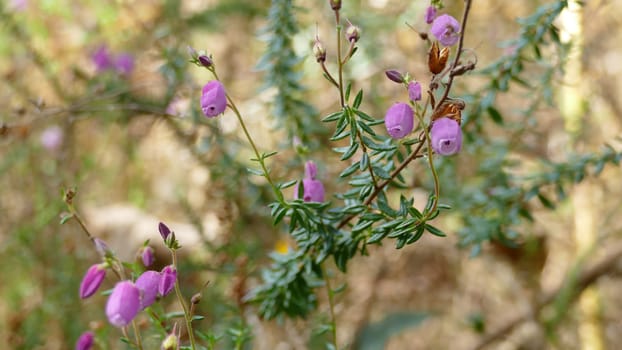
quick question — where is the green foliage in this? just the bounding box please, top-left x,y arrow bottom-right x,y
257,0 -> 319,145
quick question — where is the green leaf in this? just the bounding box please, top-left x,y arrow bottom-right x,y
425,224 -> 446,237
322,111 -> 343,122
353,89 -> 364,109
537,193 -> 556,209
353,109 -> 376,122
341,142 -> 359,161
359,152 -> 369,171
247,167 -> 264,176
340,162 -> 360,178
487,106 -> 503,124
345,82 -> 352,101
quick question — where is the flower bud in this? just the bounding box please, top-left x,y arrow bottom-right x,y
198,55 -> 213,69
313,38 -> 326,63
161,324 -> 180,350
304,161 -> 318,179
430,117 -> 462,156
329,0 -> 341,10
141,246 -> 155,267
79,264 -> 106,299
385,70 -> 404,84
384,102 -> 414,139
425,6 -> 437,24
345,23 -> 360,43
430,14 -> 461,47
159,265 -> 177,297
158,222 -> 171,241
106,281 -> 141,328
201,80 -> 227,118
135,270 -> 162,309
93,238 -> 111,257
191,292 -> 202,305
408,81 -> 422,102
75,331 -> 94,350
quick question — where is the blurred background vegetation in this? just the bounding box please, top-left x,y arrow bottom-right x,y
1,0 -> 621,349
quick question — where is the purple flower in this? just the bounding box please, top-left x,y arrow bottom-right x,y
135,270 -> 161,309
297,178 -> 325,202
75,331 -> 94,350
159,222 -> 171,240
295,161 -> 325,202
114,53 -> 134,76
201,81 -> 227,118
430,117 -> 462,155
141,246 -> 154,267
425,6 -> 437,24
159,265 -> 177,297
384,102 -> 414,139
40,126 -> 63,151
106,281 -> 141,328
430,14 -> 461,47
408,81 -> 422,102
92,45 -> 113,72
79,264 -> 106,299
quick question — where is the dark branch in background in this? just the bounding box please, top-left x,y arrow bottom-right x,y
438,0 -> 473,106
468,240 -> 622,350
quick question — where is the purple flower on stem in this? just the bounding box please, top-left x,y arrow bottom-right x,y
201,80 -> 227,118
159,222 -> 171,241
92,45 -> 113,72
159,265 -> 177,297
141,246 -> 154,267
135,270 -> 162,309
430,117 -> 462,155
79,264 -> 106,299
106,281 -> 141,328
384,102 -> 414,139
425,6 -> 437,24
430,14 -> 461,47
295,161 -> 325,202
75,331 -> 94,350
408,81 -> 422,102
93,238 -> 111,256
114,53 -> 134,75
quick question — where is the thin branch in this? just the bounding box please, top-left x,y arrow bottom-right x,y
468,241 -> 622,350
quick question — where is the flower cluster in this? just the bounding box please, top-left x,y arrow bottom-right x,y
91,45 -> 135,76
76,223 -> 179,348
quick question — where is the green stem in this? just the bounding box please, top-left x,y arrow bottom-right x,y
130,320 -> 143,350
335,12 -> 345,107
211,71 -> 284,203
322,264 -> 338,349
171,250 -> 197,350
414,105 -> 440,219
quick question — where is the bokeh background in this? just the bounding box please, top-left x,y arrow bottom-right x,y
1,0 -> 622,349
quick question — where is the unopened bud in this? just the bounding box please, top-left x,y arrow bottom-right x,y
313,39 -> 326,63
191,292 -> 202,305
345,23 -> 360,43
385,70 -> 404,84
198,55 -> 213,68
329,0 -> 341,10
